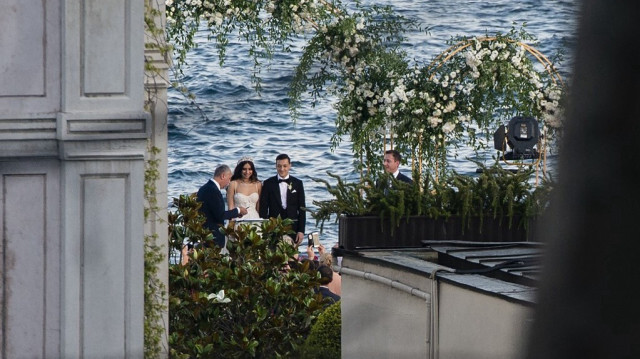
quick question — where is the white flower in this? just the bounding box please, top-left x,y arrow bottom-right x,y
394,86 -> 408,102
208,290 -> 231,303
444,101 -> 456,113
213,12 -> 224,26
442,122 -> 456,133
428,116 -> 442,128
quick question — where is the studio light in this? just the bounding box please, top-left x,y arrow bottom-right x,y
493,116 -> 540,160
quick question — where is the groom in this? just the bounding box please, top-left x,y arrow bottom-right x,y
259,153 -> 306,245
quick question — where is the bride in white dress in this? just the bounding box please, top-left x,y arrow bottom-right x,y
227,156 -> 262,222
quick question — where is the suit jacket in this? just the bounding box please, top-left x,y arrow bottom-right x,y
396,172 -> 413,184
377,171 -> 413,192
318,286 -> 341,307
196,179 -> 240,247
259,175 -> 306,234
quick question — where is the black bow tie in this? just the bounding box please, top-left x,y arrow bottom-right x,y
278,178 -> 291,184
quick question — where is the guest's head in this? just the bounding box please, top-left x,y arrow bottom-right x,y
232,156 -> 258,182
213,164 -> 233,189
275,153 -> 291,178
319,252 -> 333,267
383,149 -> 401,174
318,265 -> 333,285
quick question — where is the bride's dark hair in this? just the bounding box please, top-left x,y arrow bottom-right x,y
231,159 -> 259,182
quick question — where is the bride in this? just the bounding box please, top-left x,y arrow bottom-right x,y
227,156 -> 262,221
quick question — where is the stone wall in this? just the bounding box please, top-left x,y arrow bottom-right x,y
0,0 -> 153,357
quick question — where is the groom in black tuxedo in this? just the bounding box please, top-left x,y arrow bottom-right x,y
197,164 -> 248,247
259,153 -> 306,245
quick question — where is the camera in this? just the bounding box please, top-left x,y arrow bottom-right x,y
307,232 -> 320,247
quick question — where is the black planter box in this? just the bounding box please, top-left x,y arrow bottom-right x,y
338,215 -> 537,250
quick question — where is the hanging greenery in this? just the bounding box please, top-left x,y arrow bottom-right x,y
143,145 -> 167,359
164,0 -> 566,178
291,25 -> 566,179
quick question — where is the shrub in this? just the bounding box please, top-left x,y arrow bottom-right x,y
168,194 -> 325,358
300,302 -> 342,359
310,161 -> 553,233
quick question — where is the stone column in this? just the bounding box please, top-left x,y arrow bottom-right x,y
0,0 -> 148,357
145,0 -> 171,356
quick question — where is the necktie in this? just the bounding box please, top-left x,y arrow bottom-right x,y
279,178 -> 290,184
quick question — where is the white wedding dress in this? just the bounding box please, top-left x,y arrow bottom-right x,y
233,192 -> 261,221
222,192 -> 261,254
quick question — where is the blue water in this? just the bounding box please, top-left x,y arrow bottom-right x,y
167,0 -> 580,248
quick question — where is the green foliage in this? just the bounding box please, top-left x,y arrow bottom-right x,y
299,302 -> 342,359
289,20 -> 566,179
168,194 -> 325,358
437,162 -> 553,231
165,0 -> 336,87
168,194 -> 215,251
310,163 -> 553,234
144,144 -> 167,359
163,0 -> 564,179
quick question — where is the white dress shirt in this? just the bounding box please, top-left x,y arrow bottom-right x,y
278,175 -> 289,209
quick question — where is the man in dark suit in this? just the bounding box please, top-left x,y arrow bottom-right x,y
383,149 -> 413,184
259,153 -> 306,246
197,164 -> 248,247
317,264 -> 340,307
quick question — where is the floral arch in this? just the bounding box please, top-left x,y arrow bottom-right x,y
406,34 -> 566,184
163,1 -> 566,187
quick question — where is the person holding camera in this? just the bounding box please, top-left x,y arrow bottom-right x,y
306,240 -> 342,296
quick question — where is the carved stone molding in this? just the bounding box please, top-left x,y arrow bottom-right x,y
57,112 -> 149,140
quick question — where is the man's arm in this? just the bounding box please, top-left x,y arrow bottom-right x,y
259,179 -> 269,218
296,180 -> 306,236
223,207 -> 240,220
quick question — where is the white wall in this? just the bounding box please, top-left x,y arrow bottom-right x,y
340,254 -> 534,359
0,0 -> 150,357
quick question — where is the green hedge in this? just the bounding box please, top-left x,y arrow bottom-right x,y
168,194 -> 325,358
300,302 -> 341,359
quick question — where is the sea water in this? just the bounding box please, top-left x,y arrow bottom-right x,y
167,0 -> 580,248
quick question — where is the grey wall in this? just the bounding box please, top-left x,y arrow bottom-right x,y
0,0 -> 149,357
